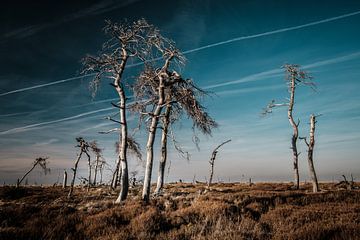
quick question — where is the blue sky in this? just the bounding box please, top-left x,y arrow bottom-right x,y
1,0 -> 360,185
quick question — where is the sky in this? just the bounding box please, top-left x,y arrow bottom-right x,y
1,0 -> 360,185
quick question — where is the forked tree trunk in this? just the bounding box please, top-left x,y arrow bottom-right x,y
142,74 -> 166,202
307,115 -> 319,192
288,74 -> 300,189
63,170 -> 67,189
115,86 -> 129,203
68,151 -> 83,198
155,104 -> 171,195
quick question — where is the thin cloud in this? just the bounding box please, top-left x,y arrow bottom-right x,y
33,138 -> 59,147
1,10 -> 360,97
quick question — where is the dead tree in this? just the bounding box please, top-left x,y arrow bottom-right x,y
82,19 -> 156,202
68,137 -> 91,198
63,170 -> 67,189
208,140 -> 231,188
263,64 -> 315,189
17,157 -> 50,187
89,141 -> 103,186
300,114 -> 320,192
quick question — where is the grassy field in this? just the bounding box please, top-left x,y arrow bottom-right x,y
0,182 -> 359,240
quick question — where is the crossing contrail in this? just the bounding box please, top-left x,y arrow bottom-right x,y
0,10 -> 359,97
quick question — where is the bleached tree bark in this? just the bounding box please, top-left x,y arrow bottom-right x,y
288,71 -> 300,189
301,114 -> 319,193
115,81 -> 129,203
86,151 -> 91,191
208,140 -> 231,188
155,103 -> 171,195
263,65 -> 315,190
142,71 -> 167,202
63,170 -> 67,189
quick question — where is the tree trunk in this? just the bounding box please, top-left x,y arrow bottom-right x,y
207,140 -> 231,188
111,162 -> 120,189
288,74 -> 300,189
18,163 -> 37,187
68,151 -> 83,198
142,75 -> 166,202
63,170 -> 67,189
86,151 -> 91,191
155,104 -> 171,195
308,115 -> 319,192
93,155 -> 99,186
115,86 -> 129,203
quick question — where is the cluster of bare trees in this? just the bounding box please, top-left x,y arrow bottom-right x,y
263,64 -> 320,192
79,19 -> 217,203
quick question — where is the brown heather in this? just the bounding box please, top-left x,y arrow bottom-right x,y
0,182 -> 359,240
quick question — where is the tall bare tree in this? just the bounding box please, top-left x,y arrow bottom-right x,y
68,137 -> 91,198
81,19 -> 156,202
300,114 -> 320,192
17,157 -> 50,187
208,140 -> 231,188
263,64 -> 314,189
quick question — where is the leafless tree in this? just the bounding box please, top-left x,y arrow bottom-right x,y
17,157 -> 50,187
133,38 -> 217,200
300,114 -> 320,192
81,19 -> 158,202
208,140 -> 231,188
89,141 -> 103,186
68,137 -> 91,198
263,64 -> 315,189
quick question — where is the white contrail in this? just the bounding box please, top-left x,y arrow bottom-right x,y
0,107 -> 113,135
203,51 -> 360,90
183,10 -> 360,54
1,10 -> 359,97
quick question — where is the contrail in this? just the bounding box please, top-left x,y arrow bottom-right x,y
1,10 -> 359,97
0,107 -> 113,135
183,10 -> 360,54
203,51 -> 360,90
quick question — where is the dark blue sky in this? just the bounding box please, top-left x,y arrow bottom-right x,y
1,0 -> 360,184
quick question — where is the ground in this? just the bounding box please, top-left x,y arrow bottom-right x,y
0,182 -> 359,240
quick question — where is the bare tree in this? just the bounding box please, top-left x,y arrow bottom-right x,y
68,137 -> 91,198
263,64 -> 314,189
82,19 -> 157,202
208,140 -> 231,188
89,141 -> 103,186
17,157 -> 50,187
300,114 -> 320,192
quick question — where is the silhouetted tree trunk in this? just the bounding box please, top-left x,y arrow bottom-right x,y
93,156 -> 99,186
208,140 -> 231,188
155,103 -> 171,195
68,152 -> 82,198
86,151 -> 91,191
17,157 -> 49,187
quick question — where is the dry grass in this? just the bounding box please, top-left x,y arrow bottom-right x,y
0,182 -> 359,240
